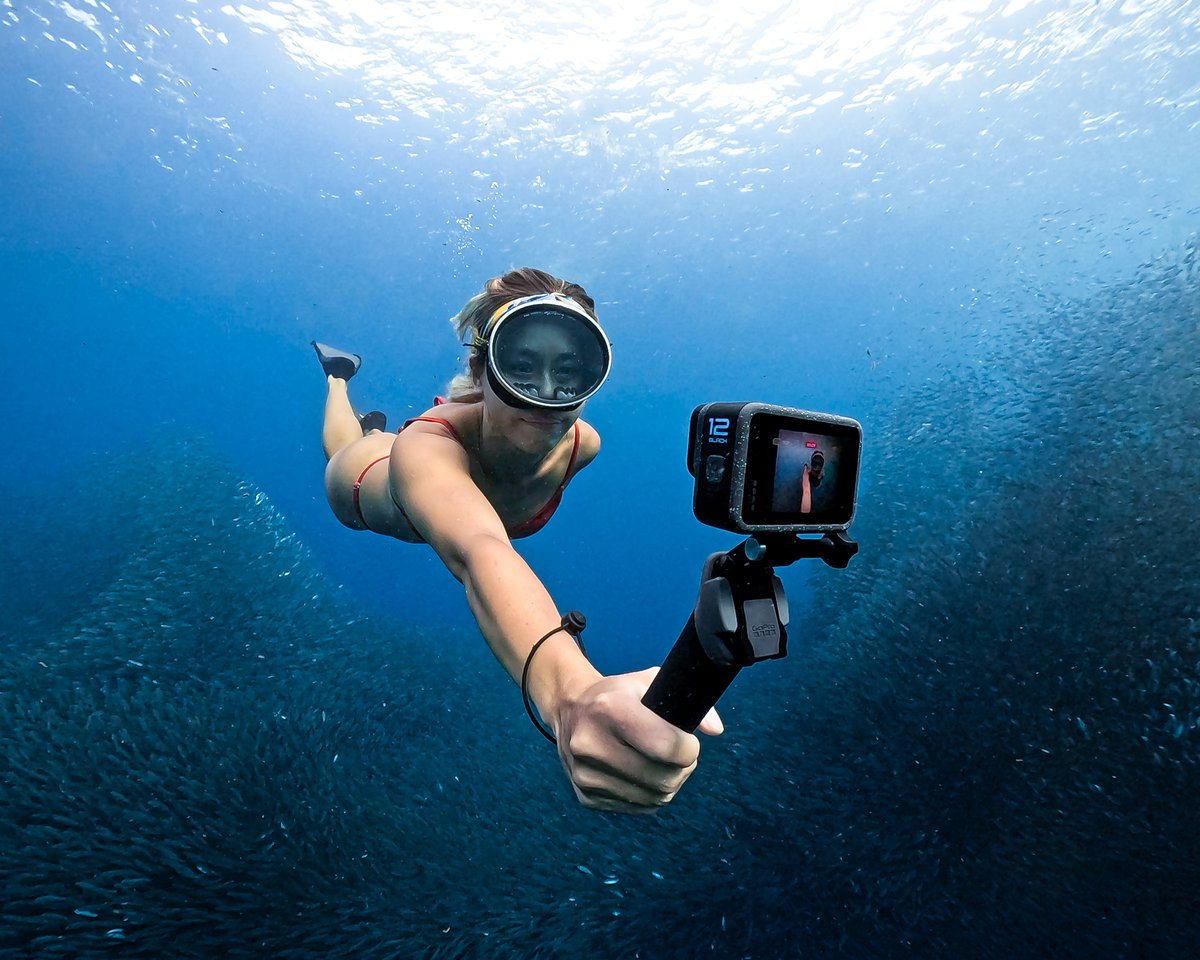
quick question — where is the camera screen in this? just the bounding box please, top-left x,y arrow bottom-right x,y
742,413 -> 860,529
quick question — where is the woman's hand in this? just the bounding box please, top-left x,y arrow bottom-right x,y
552,667 -> 723,814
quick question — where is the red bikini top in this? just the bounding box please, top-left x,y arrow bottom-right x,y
400,413 -> 581,540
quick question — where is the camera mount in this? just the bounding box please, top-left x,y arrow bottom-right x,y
641,531 -> 858,732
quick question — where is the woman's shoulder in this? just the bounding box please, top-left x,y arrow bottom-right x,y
404,401 -> 478,437
392,404 -> 480,468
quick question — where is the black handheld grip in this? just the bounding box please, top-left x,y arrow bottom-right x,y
641,613 -> 741,733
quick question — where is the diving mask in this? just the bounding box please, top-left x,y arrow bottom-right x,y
476,293 -> 611,410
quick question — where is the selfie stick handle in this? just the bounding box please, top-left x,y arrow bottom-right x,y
642,533 -> 858,732
641,613 -> 742,733
642,544 -> 791,733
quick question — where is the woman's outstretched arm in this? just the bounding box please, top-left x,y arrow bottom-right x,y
389,429 -> 720,813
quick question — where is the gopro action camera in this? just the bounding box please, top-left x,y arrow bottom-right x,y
688,402 -> 862,534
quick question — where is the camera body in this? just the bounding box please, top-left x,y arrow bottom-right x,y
688,402 -> 862,534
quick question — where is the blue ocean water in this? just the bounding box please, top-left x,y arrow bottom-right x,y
1,1 -> 1197,957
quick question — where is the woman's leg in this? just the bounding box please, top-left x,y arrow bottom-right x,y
322,375 -> 364,460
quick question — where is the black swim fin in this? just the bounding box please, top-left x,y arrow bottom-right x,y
358,410 -> 388,433
312,340 -> 362,381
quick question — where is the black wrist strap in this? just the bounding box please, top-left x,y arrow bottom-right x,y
521,611 -> 587,745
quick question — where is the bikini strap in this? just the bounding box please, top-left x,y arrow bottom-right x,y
352,455 -> 390,526
401,415 -> 465,446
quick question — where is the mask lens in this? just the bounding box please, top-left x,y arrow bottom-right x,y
490,306 -> 609,408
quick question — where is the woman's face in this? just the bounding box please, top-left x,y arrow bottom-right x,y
474,340 -> 583,456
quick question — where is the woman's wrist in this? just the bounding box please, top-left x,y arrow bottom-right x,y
525,637 -> 601,737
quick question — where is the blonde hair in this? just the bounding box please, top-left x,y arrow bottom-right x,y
445,267 -> 598,403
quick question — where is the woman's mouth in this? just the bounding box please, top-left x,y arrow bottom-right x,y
522,414 -> 563,429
